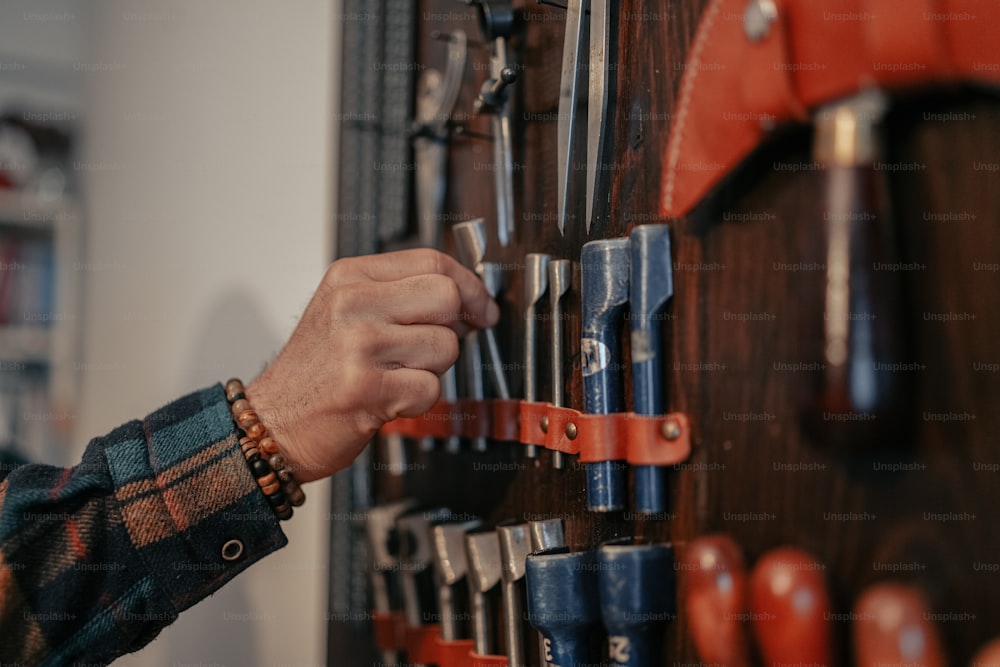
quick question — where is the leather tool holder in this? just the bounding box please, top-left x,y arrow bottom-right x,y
382,400 -> 693,468
660,0 -> 1000,218
372,610 -> 506,667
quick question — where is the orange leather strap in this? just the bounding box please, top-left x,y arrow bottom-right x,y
491,398 -> 522,442
435,638 -> 475,667
470,653 -> 509,667
372,610 -> 404,652
625,412 -> 693,466
576,412 -> 628,463
519,401 -> 549,447
544,405 -> 584,455
404,624 -> 442,665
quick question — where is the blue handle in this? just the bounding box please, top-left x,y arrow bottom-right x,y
580,239 -> 630,511
526,550 -> 601,667
629,225 -> 674,513
597,542 -> 675,667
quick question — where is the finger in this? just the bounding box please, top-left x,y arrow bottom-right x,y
378,368 -> 441,420
377,274 -> 464,329
375,324 -> 459,376
338,249 -> 499,328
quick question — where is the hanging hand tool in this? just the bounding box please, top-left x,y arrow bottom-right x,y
523,253 -> 551,459
580,239 -> 629,511
365,499 -> 417,666
465,529 -> 504,656
598,541 -> 675,667
431,517 -> 483,641
681,535 -> 751,667
853,583 -> 946,667
414,30 -> 468,454
749,547 -> 833,667
629,224 -> 674,514
396,508 -> 453,666
555,0 -> 618,235
527,518 -> 567,664
806,90 -> 906,449
548,259 -> 573,469
454,218 -> 511,400
497,522 -> 533,667
526,548 -> 602,667
467,0 -> 517,248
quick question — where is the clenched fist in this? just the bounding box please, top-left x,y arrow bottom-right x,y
245,249 -> 499,483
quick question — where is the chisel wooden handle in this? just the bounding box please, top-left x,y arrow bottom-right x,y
681,535 -> 750,667
853,583 -> 945,667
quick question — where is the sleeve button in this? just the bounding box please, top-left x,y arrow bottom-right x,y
221,539 -> 245,561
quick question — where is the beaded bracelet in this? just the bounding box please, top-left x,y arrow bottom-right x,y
224,378 -> 305,521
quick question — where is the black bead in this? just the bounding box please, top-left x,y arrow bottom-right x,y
228,392 -> 246,403
250,458 -> 272,478
267,491 -> 287,507
275,505 -> 293,521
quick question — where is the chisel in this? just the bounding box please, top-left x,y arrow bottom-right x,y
430,517 -> 482,641
396,508 -> 452,667
629,224 -> 674,514
586,0 -> 617,233
465,528 -> 504,656
523,253 -> 551,458
580,239 -> 629,511
497,522 -> 532,667
365,499 -> 417,666
548,259 -> 573,469
556,0 -> 589,236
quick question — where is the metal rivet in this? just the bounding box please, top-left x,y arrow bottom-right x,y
565,422 -> 578,440
221,539 -> 244,562
744,0 -> 778,42
540,416 -> 549,433
661,419 -> 682,441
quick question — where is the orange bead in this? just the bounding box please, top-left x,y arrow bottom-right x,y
225,378 -> 244,398
256,471 -> 277,488
237,409 -> 258,430
853,583 -> 945,667
682,535 -> 751,667
242,447 -> 259,461
259,437 -> 280,455
750,547 -> 833,667
230,398 -> 250,418
246,422 -> 267,440
261,480 -> 281,496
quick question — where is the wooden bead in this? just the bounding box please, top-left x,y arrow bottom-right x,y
230,398 -> 250,417
276,468 -> 293,483
259,437 -> 280,455
239,435 -> 257,450
256,471 -> 277,488
268,453 -> 287,471
267,490 -> 287,507
260,480 -> 281,496
750,547 -> 832,667
246,421 -> 267,440
275,505 -> 293,521
682,535 -> 751,667
242,447 -> 259,461
283,480 -> 306,507
225,378 -> 245,399
250,457 -> 271,478
236,409 -> 259,430
853,583 -> 945,667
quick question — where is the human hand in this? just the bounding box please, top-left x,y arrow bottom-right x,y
245,249 -> 499,483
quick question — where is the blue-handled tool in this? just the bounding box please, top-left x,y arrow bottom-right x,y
526,548 -> 602,667
597,541 -> 675,667
580,238 -> 630,511
629,224 -> 674,514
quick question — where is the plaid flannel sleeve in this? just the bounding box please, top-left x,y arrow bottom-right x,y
0,384 -> 289,666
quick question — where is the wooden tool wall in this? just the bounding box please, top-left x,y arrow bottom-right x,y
331,0 -> 1000,663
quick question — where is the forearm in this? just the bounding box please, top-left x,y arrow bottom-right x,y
0,384 -> 287,666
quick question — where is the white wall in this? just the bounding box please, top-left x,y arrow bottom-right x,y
76,1 -> 339,665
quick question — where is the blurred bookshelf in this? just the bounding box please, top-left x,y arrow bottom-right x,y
0,189 -> 81,465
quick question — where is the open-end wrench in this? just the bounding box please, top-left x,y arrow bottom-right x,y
523,253 -> 551,458
453,218 -> 511,400
467,0 -> 517,248
497,522 -> 532,667
431,517 -> 482,641
629,224 -> 674,514
396,507 -> 453,666
598,541 -> 675,667
365,499 -> 417,666
465,529 -> 504,656
526,548 -> 602,667
548,259 -> 573,469
580,239 -> 629,511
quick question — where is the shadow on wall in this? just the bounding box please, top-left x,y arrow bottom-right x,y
160,288 -> 282,667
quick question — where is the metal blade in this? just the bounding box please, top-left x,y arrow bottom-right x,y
556,0 -> 590,236
587,0 -> 612,234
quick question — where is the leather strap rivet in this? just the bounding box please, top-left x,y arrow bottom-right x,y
565,422 -> 578,440
540,415 -> 549,433
661,419 -> 682,441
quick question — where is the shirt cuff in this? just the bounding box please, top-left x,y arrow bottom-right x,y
102,383 -> 289,614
